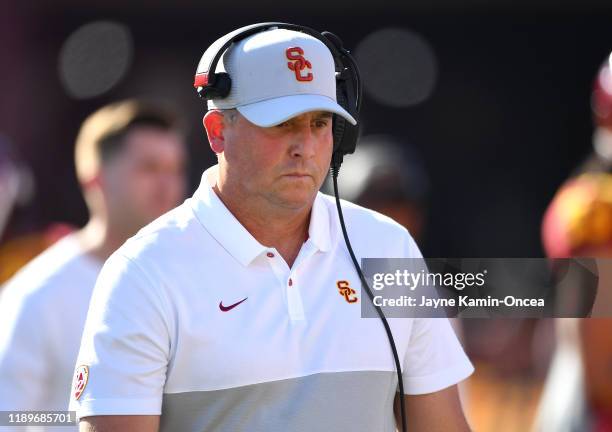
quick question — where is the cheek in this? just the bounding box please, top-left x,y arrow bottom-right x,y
132,169 -> 173,197
101,165 -> 128,197
225,131 -> 283,175
316,127 -> 333,152
315,131 -> 334,166
112,166 -> 154,200
131,171 -> 154,190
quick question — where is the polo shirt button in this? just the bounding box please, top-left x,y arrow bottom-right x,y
266,252 -> 274,258
288,278 -> 293,286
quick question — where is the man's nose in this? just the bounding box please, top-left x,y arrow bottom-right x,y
290,124 -> 316,159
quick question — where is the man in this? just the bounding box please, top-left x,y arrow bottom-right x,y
0,99 -> 187,430
70,26 -> 473,431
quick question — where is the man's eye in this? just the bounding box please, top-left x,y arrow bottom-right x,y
313,120 -> 329,128
276,121 -> 291,128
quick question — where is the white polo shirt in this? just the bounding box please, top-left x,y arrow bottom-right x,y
0,234 -> 101,432
70,165 -> 473,431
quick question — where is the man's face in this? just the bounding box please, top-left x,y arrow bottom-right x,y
101,126 -> 186,232
219,110 -> 333,210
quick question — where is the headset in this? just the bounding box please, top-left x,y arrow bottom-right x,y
194,22 -> 408,432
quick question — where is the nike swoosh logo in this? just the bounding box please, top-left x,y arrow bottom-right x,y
219,297 -> 248,312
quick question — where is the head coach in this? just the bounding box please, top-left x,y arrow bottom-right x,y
70,23 -> 474,432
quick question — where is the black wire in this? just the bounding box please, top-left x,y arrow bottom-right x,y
330,164 -> 408,432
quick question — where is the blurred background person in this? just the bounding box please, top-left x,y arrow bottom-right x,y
535,171 -> 612,432
0,99 -> 187,430
321,134 -> 430,242
534,51 -> 612,432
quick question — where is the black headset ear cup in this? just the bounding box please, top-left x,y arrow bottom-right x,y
332,69 -> 360,160
339,121 -> 360,156
332,115 -> 346,153
199,73 -> 232,100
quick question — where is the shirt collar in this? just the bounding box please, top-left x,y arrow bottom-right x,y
190,165 -> 331,267
308,191 -> 332,253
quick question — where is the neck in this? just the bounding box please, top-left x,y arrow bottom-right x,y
212,183 -> 311,268
76,215 -> 129,264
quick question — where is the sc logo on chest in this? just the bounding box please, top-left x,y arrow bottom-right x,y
336,280 -> 358,303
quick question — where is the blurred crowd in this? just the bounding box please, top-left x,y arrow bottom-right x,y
0,13 -> 611,432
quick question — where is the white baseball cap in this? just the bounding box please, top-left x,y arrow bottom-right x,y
194,27 -> 357,127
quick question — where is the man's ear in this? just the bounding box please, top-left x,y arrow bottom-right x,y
203,111 -> 225,154
80,172 -> 103,191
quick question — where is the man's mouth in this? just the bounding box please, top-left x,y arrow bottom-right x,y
283,172 -> 311,178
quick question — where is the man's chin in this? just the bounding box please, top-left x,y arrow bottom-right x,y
272,189 -> 317,210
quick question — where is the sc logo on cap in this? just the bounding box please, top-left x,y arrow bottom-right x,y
286,47 -> 313,82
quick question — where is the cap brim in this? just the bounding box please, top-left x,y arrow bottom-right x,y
236,95 -> 357,127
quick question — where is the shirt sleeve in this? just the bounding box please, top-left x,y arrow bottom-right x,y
400,231 -> 475,395
69,253 -> 172,419
0,286 -> 51,411
402,317 -> 474,395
